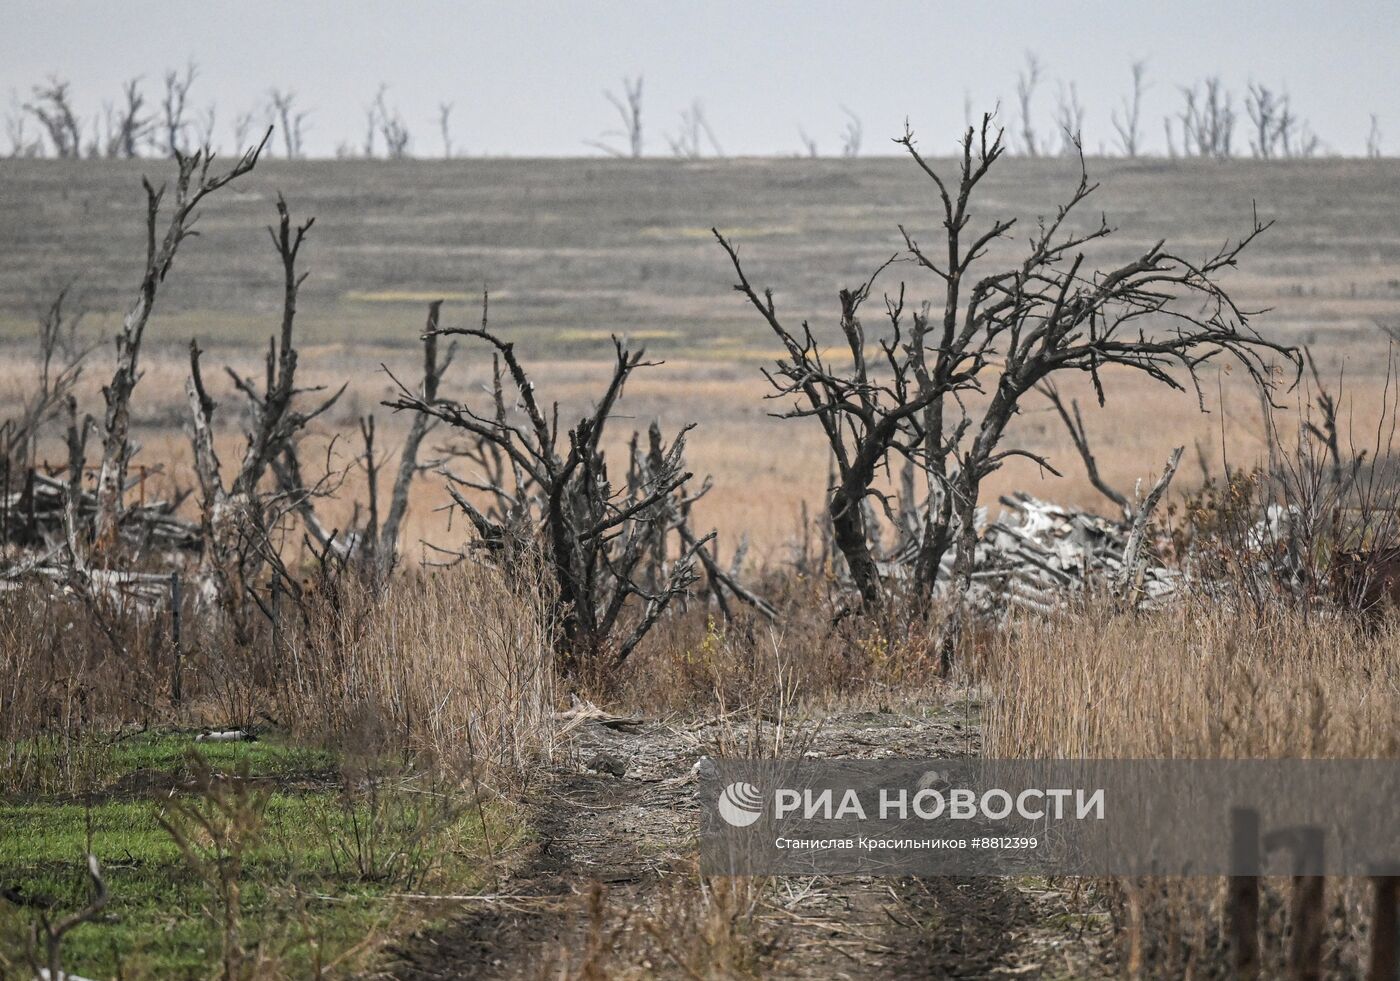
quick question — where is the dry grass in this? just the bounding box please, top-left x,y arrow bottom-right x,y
279,562 -> 557,783
6,157 -> 1400,975
6,342 -> 1389,565
0,559 -> 557,798
0,583 -> 171,793
971,602 -> 1399,976
974,601 -> 1400,760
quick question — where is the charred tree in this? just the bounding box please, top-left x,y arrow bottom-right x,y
185,196 -> 342,635
387,314 -> 744,667
719,116 -> 1298,656
92,130 -> 271,547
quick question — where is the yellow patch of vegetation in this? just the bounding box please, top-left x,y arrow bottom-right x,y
344,290 -> 476,304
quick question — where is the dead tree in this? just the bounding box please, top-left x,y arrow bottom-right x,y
104,77 -> 151,159
1245,84 -> 1319,159
2,293 -> 197,561
438,101 -> 454,158
367,85 -> 410,159
24,77 -> 83,158
1246,83 -> 1283,159
1114,447 -> 1184,607
587,76 -> 643,158
1054,81 -> 1085,156
718,116 -> 1298,640
2,289 -> 90,547
362,104 -> 377,158
840,107 -> 863,158
5,103 -> 43,158
323,301 -> 459,580
386,319 -> 720,667
93,130 -> 272,547
1015,52 -> 1045,157
667,101 -> 723,158
1171,78 -> 1236,159
797,127 -> 819,158
1367,115 -> 1382,158
186,197 -> 343,634
1111,60 -> 1147,157
268,89 -> 307,159
232,110 -> 256,150
712,235 -> 906,608
161,61 -> 198,156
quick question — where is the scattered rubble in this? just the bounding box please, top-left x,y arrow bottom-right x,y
975,493 -> 1182,614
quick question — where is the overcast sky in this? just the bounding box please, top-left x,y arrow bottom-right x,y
5,0 -> 1398,158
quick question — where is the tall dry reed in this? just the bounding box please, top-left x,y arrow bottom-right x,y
281,562 -> 556,782
971,600 -> 1399,977
973,600 -> 1400,760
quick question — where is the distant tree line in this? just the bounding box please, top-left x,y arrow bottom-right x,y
1009,52 -> 1368,160
3,66 -> 450,161
4,58 -> 1387,161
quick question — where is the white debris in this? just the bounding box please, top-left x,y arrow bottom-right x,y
975,493 -> 1181,614
195,730 -> 251,743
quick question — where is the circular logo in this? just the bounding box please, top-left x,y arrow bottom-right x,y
717,781 -> 764,827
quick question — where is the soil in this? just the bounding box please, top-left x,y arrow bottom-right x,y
376,701 -> 1112,980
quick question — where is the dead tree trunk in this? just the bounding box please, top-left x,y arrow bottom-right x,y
186,195 -> 342,636
375,302 -> 450,570
94,131 -> 271,547
1114,447 -> 1184,607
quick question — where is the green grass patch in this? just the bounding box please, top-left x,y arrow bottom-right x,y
0,733 -> 515,979
2,729 -> 337,798
107,731 -> 338,783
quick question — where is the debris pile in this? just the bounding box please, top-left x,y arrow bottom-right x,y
1,470 -> 198,552
971,493 -> 1181,614
1,470 -> 197,609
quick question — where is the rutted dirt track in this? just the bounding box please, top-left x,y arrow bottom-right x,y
379,705 -> 1110,980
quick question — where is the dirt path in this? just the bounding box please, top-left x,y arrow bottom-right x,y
379,702 -> 1110,980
